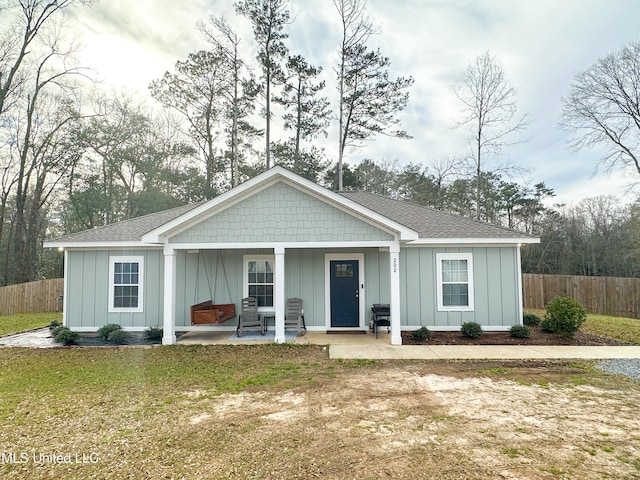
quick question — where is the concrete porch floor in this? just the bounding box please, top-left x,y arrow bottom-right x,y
176,329 -> 391,345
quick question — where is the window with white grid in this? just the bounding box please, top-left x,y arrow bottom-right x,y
436,253 -> 474,311
109,256 -> 144,313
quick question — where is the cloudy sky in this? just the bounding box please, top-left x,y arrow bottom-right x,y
68,0 -> 640,205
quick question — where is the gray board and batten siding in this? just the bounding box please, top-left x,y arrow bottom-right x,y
65,249 -> 164,329
400,246 -> 520,329
64,245 -> 519,330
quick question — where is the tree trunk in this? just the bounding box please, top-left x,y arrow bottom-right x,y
265,68 -> 271,169
294,79 -> 302,167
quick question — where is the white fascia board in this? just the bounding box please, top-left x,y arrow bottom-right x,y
43,241 -> 161,249
404,237 -> 540,246
142,166 -> 419,243
167,241 -> 399,250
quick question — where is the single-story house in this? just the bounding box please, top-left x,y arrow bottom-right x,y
44,166 -> 539,345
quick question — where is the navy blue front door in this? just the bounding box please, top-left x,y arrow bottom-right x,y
330,260 -> 359,327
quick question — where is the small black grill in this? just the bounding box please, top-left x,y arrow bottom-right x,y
370,304 -> 390,338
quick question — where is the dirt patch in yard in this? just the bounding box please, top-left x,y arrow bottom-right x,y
169,362 -> 640,479
402,325 -> 628,346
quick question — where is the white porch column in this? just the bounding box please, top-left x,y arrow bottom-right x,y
516,244 -> 524,325
274,246 -> 286,343
390,243 -> 402,345
162,246 -> 177,345
62,249 -> 69,327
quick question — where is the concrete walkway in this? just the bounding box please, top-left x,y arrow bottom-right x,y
2,328 -> 640,360
0,328 -> 58,348
328,344 -> 640,360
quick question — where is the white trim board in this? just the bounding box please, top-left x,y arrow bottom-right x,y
168,241 -> 398,250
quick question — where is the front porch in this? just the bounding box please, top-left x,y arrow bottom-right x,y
161,245 -> 403,346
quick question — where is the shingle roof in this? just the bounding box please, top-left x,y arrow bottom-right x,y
337,191 -> 534,239
47,180 -> 535,245
48,202 -> 203,243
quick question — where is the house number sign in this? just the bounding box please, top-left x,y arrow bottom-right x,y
393,257 -> 397,273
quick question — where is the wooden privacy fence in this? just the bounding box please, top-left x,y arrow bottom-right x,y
523,274 -> 640,319
2,275 -> 638,318
0,278 -> 64,316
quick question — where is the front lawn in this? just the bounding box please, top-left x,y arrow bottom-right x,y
1,346 -> 639,479
0,312 -> 61,337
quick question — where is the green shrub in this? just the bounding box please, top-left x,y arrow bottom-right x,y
49,319 -> 61,330
51,325 -> 65,337
97,323 -> 122,340
144,326 -> 163,341
412,326 -> 432,342
523,312 -> 541,327
53,327 -> 79,345
542,296 -> 587,338
461,321 -> 483,339
510,325 -> 531,339
107,329 -> 130,345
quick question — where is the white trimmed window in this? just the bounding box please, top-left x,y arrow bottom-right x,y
243,255 -> 274,309
109,256 -> 144,313
436,253 -> 474,311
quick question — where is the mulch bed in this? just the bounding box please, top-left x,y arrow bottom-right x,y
70,333 -> 161,347
401,326 -> 629,346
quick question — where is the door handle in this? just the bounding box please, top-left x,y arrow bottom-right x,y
355,289 -> 359,298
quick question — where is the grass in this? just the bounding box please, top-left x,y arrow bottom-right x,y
582,313 -> 640,345
525,308 -> 640,345
0,345 -> 337,412
0,345 -> 340,479
0,312 -> 61,337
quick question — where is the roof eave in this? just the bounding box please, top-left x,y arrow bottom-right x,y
404,237 -> 540,246
43,240 -> 160,249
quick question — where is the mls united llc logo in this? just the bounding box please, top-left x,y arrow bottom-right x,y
1,451 -> 99,465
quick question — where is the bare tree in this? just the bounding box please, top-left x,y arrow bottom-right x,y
8,72 -> 86,284
562,40 -> 640,183
0,0 -> 80,116
0,0 -> 90,284
452,51 -> 529,220
333,0 -> 413,191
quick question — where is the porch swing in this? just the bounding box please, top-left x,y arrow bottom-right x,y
190,251 -> 237,325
